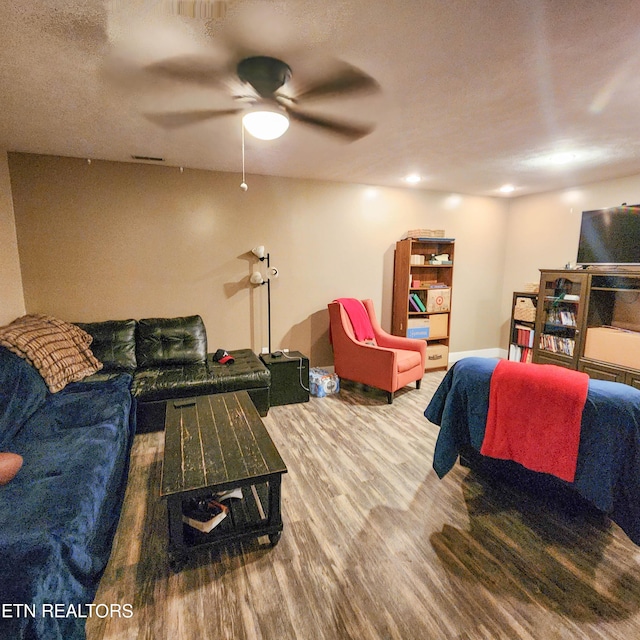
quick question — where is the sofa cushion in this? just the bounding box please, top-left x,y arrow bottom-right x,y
395,348 -> 422,373
132,362 -> 210,402
0,315 -> 102,393
0,346 -> 48,449
206,349 -> 271,393
132,349 -> 270,402
76,319 -> 137,372
136,315 -> 207,368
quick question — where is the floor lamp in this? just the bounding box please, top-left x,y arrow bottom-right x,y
250,246 -> 279,355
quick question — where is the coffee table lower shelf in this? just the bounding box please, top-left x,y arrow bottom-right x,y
167,479 -> 283,570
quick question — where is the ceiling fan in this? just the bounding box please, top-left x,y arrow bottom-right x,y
142,54 -> 380,141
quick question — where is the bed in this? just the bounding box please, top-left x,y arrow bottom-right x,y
424,357 -> 640,545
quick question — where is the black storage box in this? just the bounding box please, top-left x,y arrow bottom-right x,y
260,351 -> 309,406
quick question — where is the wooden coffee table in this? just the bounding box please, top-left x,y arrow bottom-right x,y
160,391 -> 287,569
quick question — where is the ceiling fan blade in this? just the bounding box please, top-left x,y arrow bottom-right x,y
144,55 -> 231,87
294,64 -> 380,101
287,109 -> 374,141
144,108 -> 243,128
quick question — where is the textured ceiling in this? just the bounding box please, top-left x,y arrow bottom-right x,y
1,0 -> 640,196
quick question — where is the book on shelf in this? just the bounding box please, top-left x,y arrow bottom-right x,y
182,498 -> 229,533
411,293 -> 427,312
546,309 -> 576,327
539,333 -> 575,356
508,344 -> 533,363
514,324 -> 535,348
408,295 -> 421,312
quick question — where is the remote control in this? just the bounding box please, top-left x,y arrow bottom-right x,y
173,398 -> 196,408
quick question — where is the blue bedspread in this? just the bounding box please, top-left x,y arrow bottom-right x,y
0,367 -> 135,640
424,357 -> 640,545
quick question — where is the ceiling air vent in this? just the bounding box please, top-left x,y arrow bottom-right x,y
131,155 -> 165,162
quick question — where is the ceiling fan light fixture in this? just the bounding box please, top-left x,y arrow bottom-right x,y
242,109 -> 290,140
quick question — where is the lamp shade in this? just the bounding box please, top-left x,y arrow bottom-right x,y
251,245 -> 266,260
250,271 -> 264,285
243,109 -> 290,140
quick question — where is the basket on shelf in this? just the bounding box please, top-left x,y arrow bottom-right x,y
404,229 -> 445,239
514,297 -> 537,322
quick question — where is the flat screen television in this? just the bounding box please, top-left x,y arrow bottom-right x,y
576,205 -> 640,266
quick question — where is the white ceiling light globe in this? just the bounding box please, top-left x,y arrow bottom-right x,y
242,110 -> 290,140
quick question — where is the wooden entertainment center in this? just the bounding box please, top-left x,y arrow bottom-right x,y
532,268 -> 640,388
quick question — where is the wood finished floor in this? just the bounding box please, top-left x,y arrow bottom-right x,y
89,373 -> 640,640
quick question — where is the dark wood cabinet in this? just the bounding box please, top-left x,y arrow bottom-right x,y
626,371 -> 640,390
577,359 -> 626,383
533,270 -> 588,369
533,269 -> 640,385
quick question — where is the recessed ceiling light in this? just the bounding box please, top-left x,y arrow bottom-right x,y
403,174 -> 422,184
499,184 -> 515,194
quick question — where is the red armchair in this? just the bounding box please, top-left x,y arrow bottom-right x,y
328,298 -> 427,403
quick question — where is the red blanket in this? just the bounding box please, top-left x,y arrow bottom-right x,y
480,360 -> 589,482
335,298 -> 375,342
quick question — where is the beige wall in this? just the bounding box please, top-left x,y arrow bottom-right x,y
0,151 -> 25,325
500,173 -> 640,348
9,152 -> 637,361
9,153 -> 509,365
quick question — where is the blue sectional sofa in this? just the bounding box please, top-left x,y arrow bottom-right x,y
0,346 -> 135,640
0,312 -> 269,639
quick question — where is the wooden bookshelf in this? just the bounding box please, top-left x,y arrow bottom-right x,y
391,237 -> 454,370
508,292 -> 537,362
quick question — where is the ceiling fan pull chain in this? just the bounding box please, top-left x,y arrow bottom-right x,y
240,121 -> 248,191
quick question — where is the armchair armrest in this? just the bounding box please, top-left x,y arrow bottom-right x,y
362,299 -> 427,367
